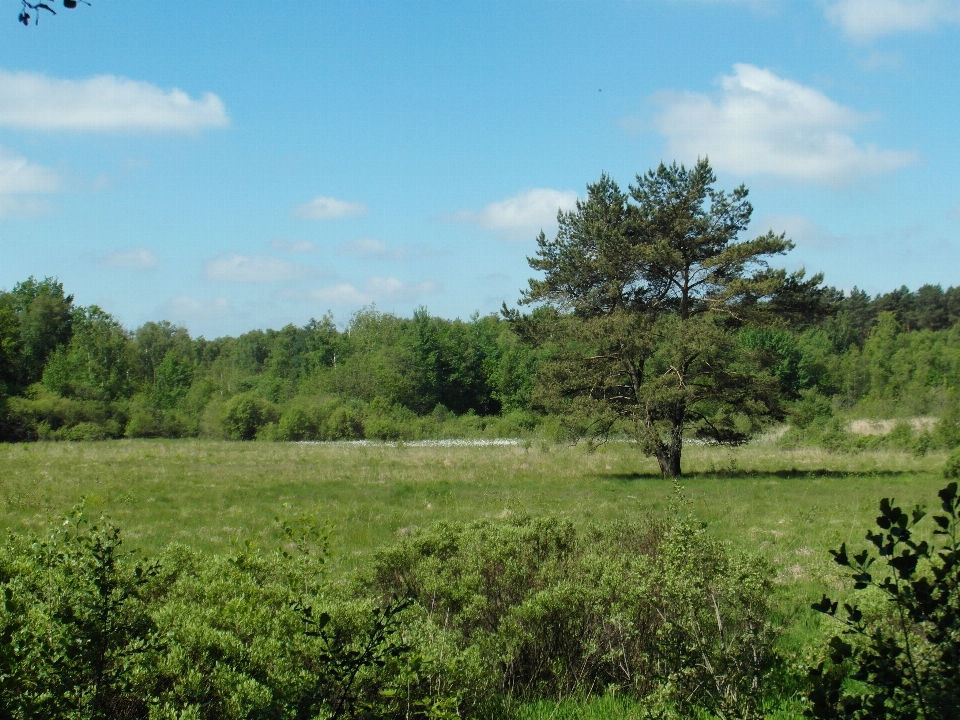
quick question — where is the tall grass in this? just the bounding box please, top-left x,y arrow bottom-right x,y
0,438 -> 952,717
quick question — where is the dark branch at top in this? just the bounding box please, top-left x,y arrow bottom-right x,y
19,0 -> 88,26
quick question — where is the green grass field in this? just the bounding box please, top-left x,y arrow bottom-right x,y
0,437 -> 952,718
0,437 -> 948,590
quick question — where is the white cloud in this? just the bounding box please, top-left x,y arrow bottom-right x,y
0,146 -> 60,195
755,214 -> 846,248
365,276 -> 439,301
335,237 -> 433,261
268,238 -> 316,253
97,247 -> 160,269
0,145 -> 60,218
292,195 -> 367,220
651,63 -> 916,185
0,70 -> 229,132
204,254 -> 321,283
825,0 -> 960,41
298,276 -> 439,306
451,188 -> 579,239
159,296 -> 230,321
302,283 -> 370,306
337,237 -> 394,259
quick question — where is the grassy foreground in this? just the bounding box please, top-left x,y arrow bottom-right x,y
0,438 -> 952,717
0,437 -> 948,590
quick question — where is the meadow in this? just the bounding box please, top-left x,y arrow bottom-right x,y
1,437 -> 953,718
1,437 -> 949,614
0,437 -> 946,556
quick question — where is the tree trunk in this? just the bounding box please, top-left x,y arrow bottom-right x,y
655,420 -> 684,477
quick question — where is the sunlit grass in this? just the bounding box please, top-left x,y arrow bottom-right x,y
0,437 -> 950,715
1,438 -> 946,563
0,437 -> 948,632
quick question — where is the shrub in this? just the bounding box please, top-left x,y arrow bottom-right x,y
790,389 -> 833,428
219,393 -> 279,441
273,396 -> 354,441
276,405 -> 319,441
367,512 -> 778,717
945,447 -> 960,479
886,420 -> 915,451
124,394 -> 182,438
0,507 -> 163,719
59,420 -> 120,441
0,508 -> 438,720
325,403 -> 365,440
362,397 -> 418,441
6,385 -> 122,440
809,482 -> 960,719
935,394 -> 960,449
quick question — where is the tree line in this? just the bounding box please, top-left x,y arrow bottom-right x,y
0,280 -> 546,444
1,160 -> 958,475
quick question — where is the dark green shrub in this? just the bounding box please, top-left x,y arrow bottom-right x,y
276,405 -> 319,441
790,390 -> 834,429
362,397 -> 418,441
935,395 -> 960,449
325,403 -> 365,440
818,417 -> 857,451
60,420 -> 122,441
945,447 -> 960,479
6,385 -> 122,440
124,395 -> 182,438
913,430 -> 933,457
809,483 -> 960,719
219,393 -> 279,440
886,420 -> 915,451
0,508 -> 440,720
0,507 -> 162,719
368,513 -> 778,717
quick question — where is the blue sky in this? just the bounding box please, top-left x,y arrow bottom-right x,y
1,0 -> 958,337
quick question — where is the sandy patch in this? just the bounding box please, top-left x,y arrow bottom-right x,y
848,417 -> 937,435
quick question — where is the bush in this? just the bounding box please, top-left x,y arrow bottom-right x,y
6,385 -> 123,440
59,420 -> 120,441
945,447 -> 960,479
935,394 -> 960,449
219,393 -> 279,441
325,403 -> 365,440
886,419 -> 915,450
790,390 -> 834,430
362,397 -> 418,441
809,482 -> 960,719
367,511 -> 778,717
0,507 -> 436,720
124,394 -> 182,438
276,405 -> 319,441
0,507 -> 163,719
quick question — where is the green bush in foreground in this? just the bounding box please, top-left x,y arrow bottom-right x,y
368,509 -> 780,718
809,482 -> 960,719
0,497 -> 786,719
0,507 -> 424,720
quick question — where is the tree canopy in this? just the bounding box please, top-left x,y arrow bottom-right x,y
519,159 -> 832,476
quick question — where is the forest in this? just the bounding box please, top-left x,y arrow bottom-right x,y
1,274 -> 959,450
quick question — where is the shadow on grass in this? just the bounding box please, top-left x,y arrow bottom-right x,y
602,468 -> 917,482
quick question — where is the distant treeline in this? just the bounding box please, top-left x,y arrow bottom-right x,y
839,284 -> 960,335
0,276 -> 958,443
